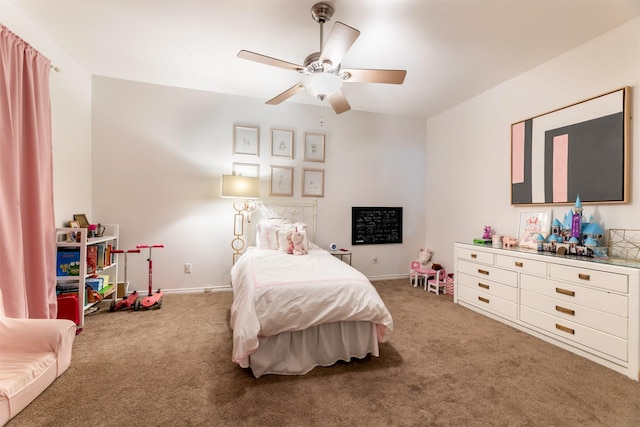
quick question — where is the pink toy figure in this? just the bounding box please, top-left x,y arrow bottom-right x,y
503,236 -> 517,248
483,226 -> 492,240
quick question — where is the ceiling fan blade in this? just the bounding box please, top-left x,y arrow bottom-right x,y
320,22 -> 360,67
327,90 -> 351,114
266,83 -> 304,105
342,68 -> 407,84
238,50 -> 304,72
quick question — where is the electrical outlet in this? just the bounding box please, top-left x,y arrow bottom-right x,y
372,256 -> 378,264
184,262 -> 192,274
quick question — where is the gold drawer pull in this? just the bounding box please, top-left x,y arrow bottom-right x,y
478,296 -> 489,303
478,283 -> 490,290
556,324 -> 575,335
471,253 -> 477,259
515,261 -> 523,267
578,273 -> 590,281
555,305 -> 575,316
478,269 -> 489,275
555,287 -> 575,297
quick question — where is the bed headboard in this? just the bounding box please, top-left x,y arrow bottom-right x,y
249,199 -> 318,245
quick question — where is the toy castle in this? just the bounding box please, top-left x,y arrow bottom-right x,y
540,195 -> 606,257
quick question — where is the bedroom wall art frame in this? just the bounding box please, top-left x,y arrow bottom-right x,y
511,86 -> 630,206
271,129 -> 294,159
233,125 -> 260,156
302,168 -> 324,197
270,166 -> 294,196
232,162 -> 260,178
303,132 -> 325,162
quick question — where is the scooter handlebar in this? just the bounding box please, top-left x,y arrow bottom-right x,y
111,249 -> 141,254
136,244 -> 165,249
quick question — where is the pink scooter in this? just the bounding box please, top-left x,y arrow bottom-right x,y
109,248 -> 141,311
134,244 -> 165,310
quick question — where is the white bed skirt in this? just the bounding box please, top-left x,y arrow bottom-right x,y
241,321 -> 379,378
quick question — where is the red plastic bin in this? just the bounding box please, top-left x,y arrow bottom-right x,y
56,294 -> 79,325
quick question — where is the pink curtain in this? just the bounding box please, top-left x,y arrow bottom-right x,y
0,24 -> 57,319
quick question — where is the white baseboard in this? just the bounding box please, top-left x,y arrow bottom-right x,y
367,274 -> 410,281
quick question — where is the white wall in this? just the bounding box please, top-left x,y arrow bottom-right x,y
426,17 -> 640,271
92,77 -> 427,290
1,1 -> 93,225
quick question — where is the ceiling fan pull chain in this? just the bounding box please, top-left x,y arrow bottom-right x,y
320,105 -> 324,127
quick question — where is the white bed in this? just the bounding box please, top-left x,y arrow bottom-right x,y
229,202 -> 393,377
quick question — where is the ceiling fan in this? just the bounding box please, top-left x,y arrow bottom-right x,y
237,2 -> 407,114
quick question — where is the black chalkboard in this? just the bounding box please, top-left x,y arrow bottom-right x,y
352,207 -> 402,245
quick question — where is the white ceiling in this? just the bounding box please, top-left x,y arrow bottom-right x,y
9,0 -> 640,119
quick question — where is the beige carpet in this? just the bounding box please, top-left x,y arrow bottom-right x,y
7,280 -> 640,426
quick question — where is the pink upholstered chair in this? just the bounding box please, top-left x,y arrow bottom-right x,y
427,269 -> 448,295
0,290 -> 76,425
410,260 -> 435,289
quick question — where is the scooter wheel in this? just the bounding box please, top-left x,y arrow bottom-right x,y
156,298 -> 162,309
134,300 -> 141,311
109,301 -> 116,312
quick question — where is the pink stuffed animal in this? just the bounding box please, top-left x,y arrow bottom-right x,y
483,226 -> 493,240
289,228 -> 308,256
418,248 -> 433,269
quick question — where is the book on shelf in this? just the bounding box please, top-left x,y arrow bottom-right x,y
87,245 -> 98,274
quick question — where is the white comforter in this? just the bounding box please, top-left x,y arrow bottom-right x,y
230,247 -> 393,365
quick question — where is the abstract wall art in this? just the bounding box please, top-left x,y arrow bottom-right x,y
511,87 -> 630,205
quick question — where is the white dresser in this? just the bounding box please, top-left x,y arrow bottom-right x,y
454,242 -> 640,380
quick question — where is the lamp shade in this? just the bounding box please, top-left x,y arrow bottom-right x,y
304,73 -> 343,101
221,175 -> 260,198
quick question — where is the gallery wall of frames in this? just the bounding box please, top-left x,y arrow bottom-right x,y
232,124 -> 326,197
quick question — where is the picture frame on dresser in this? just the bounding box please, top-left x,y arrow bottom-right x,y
517,210 -> 551,249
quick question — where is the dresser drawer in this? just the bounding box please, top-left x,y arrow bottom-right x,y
457,247 -> 493,265
520,306 -> 627,361
458,285 -> 517,319
496,254 -> 547,276
457,260 -> 517,286
458,272 -> 518,302
549,263 -> 628,293
521,274 -> 627,317
521,289 -> 627,339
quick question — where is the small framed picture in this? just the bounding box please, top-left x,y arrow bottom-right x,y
271,129 -> 294,158
68,220 -> 80,228
517,211 -> 552,249
232,162 -> 260,178
73,214 -> 89,228
304,132 -> 325,162
233,125 -> 260,156
270,166 -> 294,196
302,168 -> 324,197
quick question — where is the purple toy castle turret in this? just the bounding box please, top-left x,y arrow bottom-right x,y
571,195 -> 583,239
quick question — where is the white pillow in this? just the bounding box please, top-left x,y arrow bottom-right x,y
256,219 -> 285,250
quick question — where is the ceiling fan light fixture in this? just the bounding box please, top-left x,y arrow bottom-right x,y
304,72 -> 343,101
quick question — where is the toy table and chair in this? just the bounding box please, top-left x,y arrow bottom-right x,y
410,260 -> 448,295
